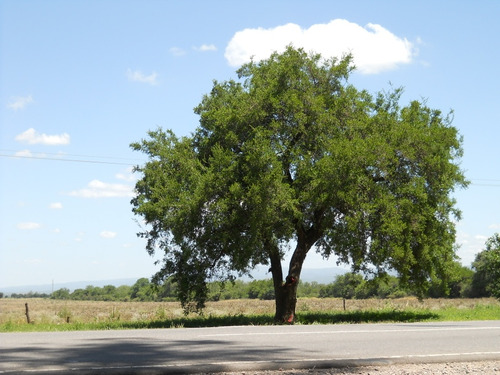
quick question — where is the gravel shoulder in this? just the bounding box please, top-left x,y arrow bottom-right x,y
219,361 -> 500,374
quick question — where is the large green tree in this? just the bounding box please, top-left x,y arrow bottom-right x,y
131,47 -> 467,323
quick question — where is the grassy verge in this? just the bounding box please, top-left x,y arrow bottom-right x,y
1,298 -> 499,332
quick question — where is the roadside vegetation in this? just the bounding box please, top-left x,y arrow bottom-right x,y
1,297 -> 499,332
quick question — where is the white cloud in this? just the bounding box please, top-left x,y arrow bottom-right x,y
100,230 -> 117,239
15,128 -> 70,146
169,47 -> 186,57
474,234 -> 489,242
455,231 -> 489,267
68,179 -> 134,198
488,224 -> 500,230
126,69 -> 159,85
195,44 -> 217,52
49,202 -> 63,209
7,95 -> 33,111
14,149 -> 33,157
115,169 -> 136,182
225,19 -> 416,74
17,222 -> 41,230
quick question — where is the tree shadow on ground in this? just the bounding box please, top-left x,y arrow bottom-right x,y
0,334 -> 382,374
0,337 -> 291,374
119,309 -> 438,330
296,310 -> 439,325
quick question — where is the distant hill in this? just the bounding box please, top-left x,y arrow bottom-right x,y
301,267 -> 347,283
1,267 -> 348,295
244,266 -> 347,284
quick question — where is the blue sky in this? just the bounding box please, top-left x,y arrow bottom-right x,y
1,0 -> 499,288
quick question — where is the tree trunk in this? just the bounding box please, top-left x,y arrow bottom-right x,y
271,234 -> 312,324
274,275 -> 299,324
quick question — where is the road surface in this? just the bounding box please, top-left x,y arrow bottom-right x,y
1,321 -> 500,374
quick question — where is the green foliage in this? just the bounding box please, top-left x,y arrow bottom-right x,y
131,46 -> 467,315
130,278 -> 155,301
247,279 -> 275,300
66,285 -> 130,302
471,234 -> 500,299
428,261 -> 474,298
297,281 -> 323,298
50,283 -> 134,302
51,288 -> 71,300
9,291 -> 50,298
319,273 -> 364,299
318,273 -> 411,299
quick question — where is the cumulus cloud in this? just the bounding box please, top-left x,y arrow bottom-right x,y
15,128 -> 70,146
49,202 -> 63,209
455,231 -> 491,267
7,95 -> 33,111
68,179 -> 134,198
17,222 -> 41,230
195,44 -> 217,52
225,19 -> 416,74
126,69 -> 159,85
100,230 -> 117,239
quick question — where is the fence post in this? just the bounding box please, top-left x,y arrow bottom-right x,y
25,303 -> 31,324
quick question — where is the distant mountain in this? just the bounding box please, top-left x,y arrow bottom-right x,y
236,266 -> 347,284
1,267 -> 348,295
300,267 -> 347,283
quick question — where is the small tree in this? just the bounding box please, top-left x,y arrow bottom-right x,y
471,234 -> 500,298
51,288 -> 70,300
131,46 -> 467,323
248,279 -> 275,300
130,278 -> 156,301
428,261 -> 473,298
330,273 -> 365,299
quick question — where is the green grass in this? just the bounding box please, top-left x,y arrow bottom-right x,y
0,313 -> 275,332
2,303 -> 499,332
435,303 -> 500,321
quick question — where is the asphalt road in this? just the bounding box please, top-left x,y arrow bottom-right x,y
1,321 -> 500,374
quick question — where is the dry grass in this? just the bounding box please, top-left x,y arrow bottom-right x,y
1,297 -> 498,327
297,297 -> 500,312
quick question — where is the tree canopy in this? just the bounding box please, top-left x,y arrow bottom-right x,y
131,46 -> 467,322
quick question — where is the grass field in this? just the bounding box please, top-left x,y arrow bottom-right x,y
1,297 -> 499,332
